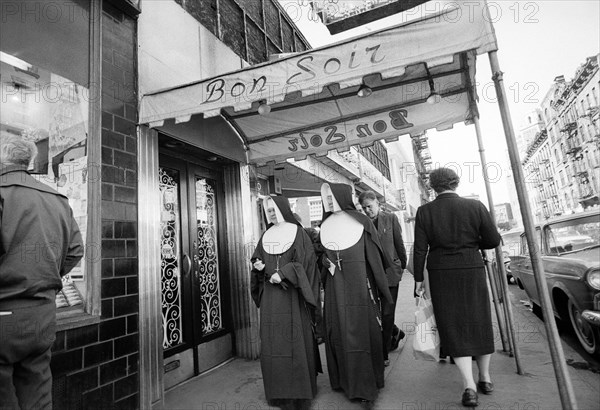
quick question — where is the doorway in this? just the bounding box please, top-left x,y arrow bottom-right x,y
158,150 -> 232,389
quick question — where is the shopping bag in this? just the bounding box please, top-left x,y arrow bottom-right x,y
413,293 -> 440,361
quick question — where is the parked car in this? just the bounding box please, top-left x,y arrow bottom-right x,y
510,209 -> 600,356
498,228 -> 523,283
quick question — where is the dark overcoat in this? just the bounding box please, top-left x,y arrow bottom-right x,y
375,211 -> 407,287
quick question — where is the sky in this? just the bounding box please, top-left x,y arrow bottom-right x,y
279,0 -> 600,205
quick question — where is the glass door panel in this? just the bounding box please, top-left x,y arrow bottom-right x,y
194,177 -> 223,336
159,167 -> 184,350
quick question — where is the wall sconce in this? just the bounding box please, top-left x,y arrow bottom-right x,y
258,101 -> 271,115
357,83 -> 372,98
425,64 -> 440,104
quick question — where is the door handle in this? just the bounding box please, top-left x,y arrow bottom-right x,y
182,254 -> 192,277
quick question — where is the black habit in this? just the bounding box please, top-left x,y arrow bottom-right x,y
250,196 -> 321,401
320,183 -> 392,401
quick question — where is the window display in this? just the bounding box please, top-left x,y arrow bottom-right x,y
0,52 -> 89,304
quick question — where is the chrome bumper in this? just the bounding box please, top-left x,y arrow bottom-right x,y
581,310 -> 600,326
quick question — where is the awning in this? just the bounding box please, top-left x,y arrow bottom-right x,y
140,1 -> 498,165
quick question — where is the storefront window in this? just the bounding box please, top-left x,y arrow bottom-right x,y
1,51 -> 90,308
1,0 -> 95,314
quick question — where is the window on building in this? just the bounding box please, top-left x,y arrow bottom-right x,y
592,87 -> 598,107
0,0 -> 99,318
358,141 -> 391,181
559,170 -> 565,187
309,199 -> 323,226
593,146 -> 600,168
588,124 -> 596,140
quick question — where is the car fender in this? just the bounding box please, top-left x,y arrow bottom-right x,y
550,280 -> 582,321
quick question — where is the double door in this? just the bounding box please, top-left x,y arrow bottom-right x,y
158,155 -> 231,389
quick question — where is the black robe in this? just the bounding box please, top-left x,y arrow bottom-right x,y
320,183 -> 392,401
251,208 -> 321,401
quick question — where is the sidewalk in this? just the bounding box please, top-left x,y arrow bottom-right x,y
161,276 -> 600,410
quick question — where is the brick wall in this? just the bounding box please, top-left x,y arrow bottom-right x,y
51,2 -> 139,409
177,0 -> 311,64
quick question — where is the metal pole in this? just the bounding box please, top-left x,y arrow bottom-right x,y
489,51 -> 578,409
495,259 -> 516,356
473,116 -> 522,371
483,253 -> 510,353
473,118 -> 509,354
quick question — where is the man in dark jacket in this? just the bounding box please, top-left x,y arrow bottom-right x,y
0,134 -> 84,409
359,190 -> 407,366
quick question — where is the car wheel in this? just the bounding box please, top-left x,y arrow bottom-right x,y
567,298 -> 600,356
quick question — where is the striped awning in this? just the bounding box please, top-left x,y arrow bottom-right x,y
140,1 -> 497,165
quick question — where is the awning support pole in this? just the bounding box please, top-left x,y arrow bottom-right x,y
489,50 -> 578,409
473,116 -> 521,369
483,253 -> 510,353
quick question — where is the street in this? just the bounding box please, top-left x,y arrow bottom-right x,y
161,275 -> 600,410
509,285 -> 600,373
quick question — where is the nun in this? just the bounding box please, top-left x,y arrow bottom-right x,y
250,195 -> 321,410
319,183 -> 393,408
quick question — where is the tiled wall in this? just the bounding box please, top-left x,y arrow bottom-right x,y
51,2 -> 139,409
175,0 -> 311,65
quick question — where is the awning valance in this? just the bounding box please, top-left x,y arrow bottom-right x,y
140,1 -> 498,165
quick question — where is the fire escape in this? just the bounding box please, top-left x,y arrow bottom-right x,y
561,121 -> 598,205
412,133 -> 432,203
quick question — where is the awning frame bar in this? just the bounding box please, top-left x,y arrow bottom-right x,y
229,65 -> 468,120
247,86 -> 468,146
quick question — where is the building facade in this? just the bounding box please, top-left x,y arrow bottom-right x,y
520,55 -> 600,222
493,202 -> 514,231
517,108 -> 545,158
1,1 -> 140,407
0,1 -> 421,408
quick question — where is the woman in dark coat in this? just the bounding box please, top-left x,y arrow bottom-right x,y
319,183 -> 392,408
250,196 -> 321,410
413,168 -> 501,407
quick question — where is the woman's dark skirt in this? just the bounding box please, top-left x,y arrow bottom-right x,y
428,266 -> 495,357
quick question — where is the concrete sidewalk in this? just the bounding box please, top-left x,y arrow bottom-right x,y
160,276 -> 600,410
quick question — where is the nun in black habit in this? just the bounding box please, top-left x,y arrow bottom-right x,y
319,183 -> 393,405
250,195 -> 321,409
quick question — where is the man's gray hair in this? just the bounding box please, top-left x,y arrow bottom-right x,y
358,190 -> 378,204
0,133 -> 37,166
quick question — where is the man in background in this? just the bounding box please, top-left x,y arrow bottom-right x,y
0,134 -> 84,409
359,191 -> 407,366
293,212 -> 325,344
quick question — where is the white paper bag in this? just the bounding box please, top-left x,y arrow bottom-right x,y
413,294 -> 440,361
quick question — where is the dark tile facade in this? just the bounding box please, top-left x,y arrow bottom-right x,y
51,2 -> 139,409
176,0 -> 311,65
47,1 -> 311,408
